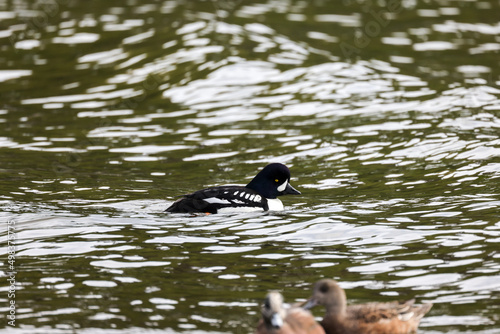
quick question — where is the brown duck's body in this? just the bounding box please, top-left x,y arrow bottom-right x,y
305,280 -> 432,334
255,292 -> 325,334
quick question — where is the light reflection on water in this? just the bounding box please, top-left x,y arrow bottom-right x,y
1,0 -> 500,333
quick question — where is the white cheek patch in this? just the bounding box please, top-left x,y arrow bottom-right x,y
277,180 -> 288,192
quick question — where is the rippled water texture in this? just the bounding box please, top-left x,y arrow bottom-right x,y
1,0 -> 500,333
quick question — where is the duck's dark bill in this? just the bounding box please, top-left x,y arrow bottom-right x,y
284,183 -> 301,195
302,298 -> 317,310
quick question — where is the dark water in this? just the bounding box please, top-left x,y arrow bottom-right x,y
1,0 -> 500,333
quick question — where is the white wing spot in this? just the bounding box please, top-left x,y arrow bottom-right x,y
254,195 -> 262,202
234,191 -> 239,196
245,193 -> 251,199
203,197 -> 231,205
249,194 -> 255,201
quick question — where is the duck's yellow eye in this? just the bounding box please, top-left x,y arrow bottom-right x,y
275,179 -> 279,183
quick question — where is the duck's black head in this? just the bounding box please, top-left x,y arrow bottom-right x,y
246,163 -> 301,199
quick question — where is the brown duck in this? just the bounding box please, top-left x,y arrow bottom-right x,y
304,279 -> 432,334
256,291 -> 325,334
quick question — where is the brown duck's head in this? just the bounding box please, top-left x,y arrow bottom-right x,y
304,279 -> 347,313
262,291 -> 287,329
